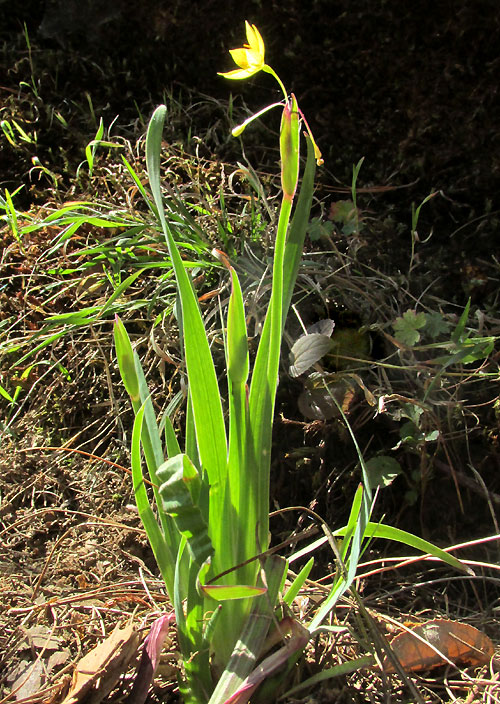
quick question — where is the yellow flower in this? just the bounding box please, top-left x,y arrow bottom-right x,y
218,21 -> 266,80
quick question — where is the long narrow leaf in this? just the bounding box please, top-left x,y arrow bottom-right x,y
131,404 -> 175,594
226,266 -> 253,573
283,557 -> 314,606
146,106 -> 227,519
340,483 -> 363,562
131,352 -> 181,594
97,268 -> 146,318
246,196 -> 292,553
283,656 -> 374,699
358,522 -> 472,574
121,154 -> 158,218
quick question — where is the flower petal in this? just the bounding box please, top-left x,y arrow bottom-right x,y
219,22 -> 266,81
229,48 -> 251,69
245,22 -> 265,61
218,67 -> 260,80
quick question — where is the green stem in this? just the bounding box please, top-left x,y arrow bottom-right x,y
257,194 -> 293,550
263,65 -> 288,100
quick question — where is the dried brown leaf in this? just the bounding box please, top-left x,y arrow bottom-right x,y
383,618 -> 494,673
61,623 -> 140,704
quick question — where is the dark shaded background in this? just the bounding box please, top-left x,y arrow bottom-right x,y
1,0 -> 499,257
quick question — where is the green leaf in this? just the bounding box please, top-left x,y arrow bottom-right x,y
399,420 -> 419,443
393,310 -> 427,346
425,311 -> 450,339
227,267 -> 249,386
334,522 -> 471,575
146,105 -> 227,503
365,456 -> 402,489
283,656 -> 373,699
114,315 -> 140,402
456,337 -> 494,364
157,454 -> 214,567
226,262 -> 253,574
283,557 -> 314,606
451,298 -> 471,344
307,217 -> 334,242
0,384 -> 15,403
98,268 -> 146,318
329,199 -> 362,235
340,483 -> 364,563
207,556 -> 286,704
247,137 -> 316,556
121,155 -> 158,218
201,584 -> 267,601
282,135 -> 317,319
131,404 -> 174,593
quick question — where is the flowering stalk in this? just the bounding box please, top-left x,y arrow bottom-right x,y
220,21 -> 322,166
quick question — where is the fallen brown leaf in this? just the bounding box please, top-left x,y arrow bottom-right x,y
383,618 -> 494,673
61,623 -> 140,704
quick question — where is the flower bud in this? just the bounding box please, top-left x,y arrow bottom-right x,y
280,94 -> 300,201
114,314 -> 140,403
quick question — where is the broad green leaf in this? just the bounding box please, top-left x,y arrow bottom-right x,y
425,311 -> 450,339
393,310 -> 427,346
157,454 -> 214,567
365,456 -> 402,489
